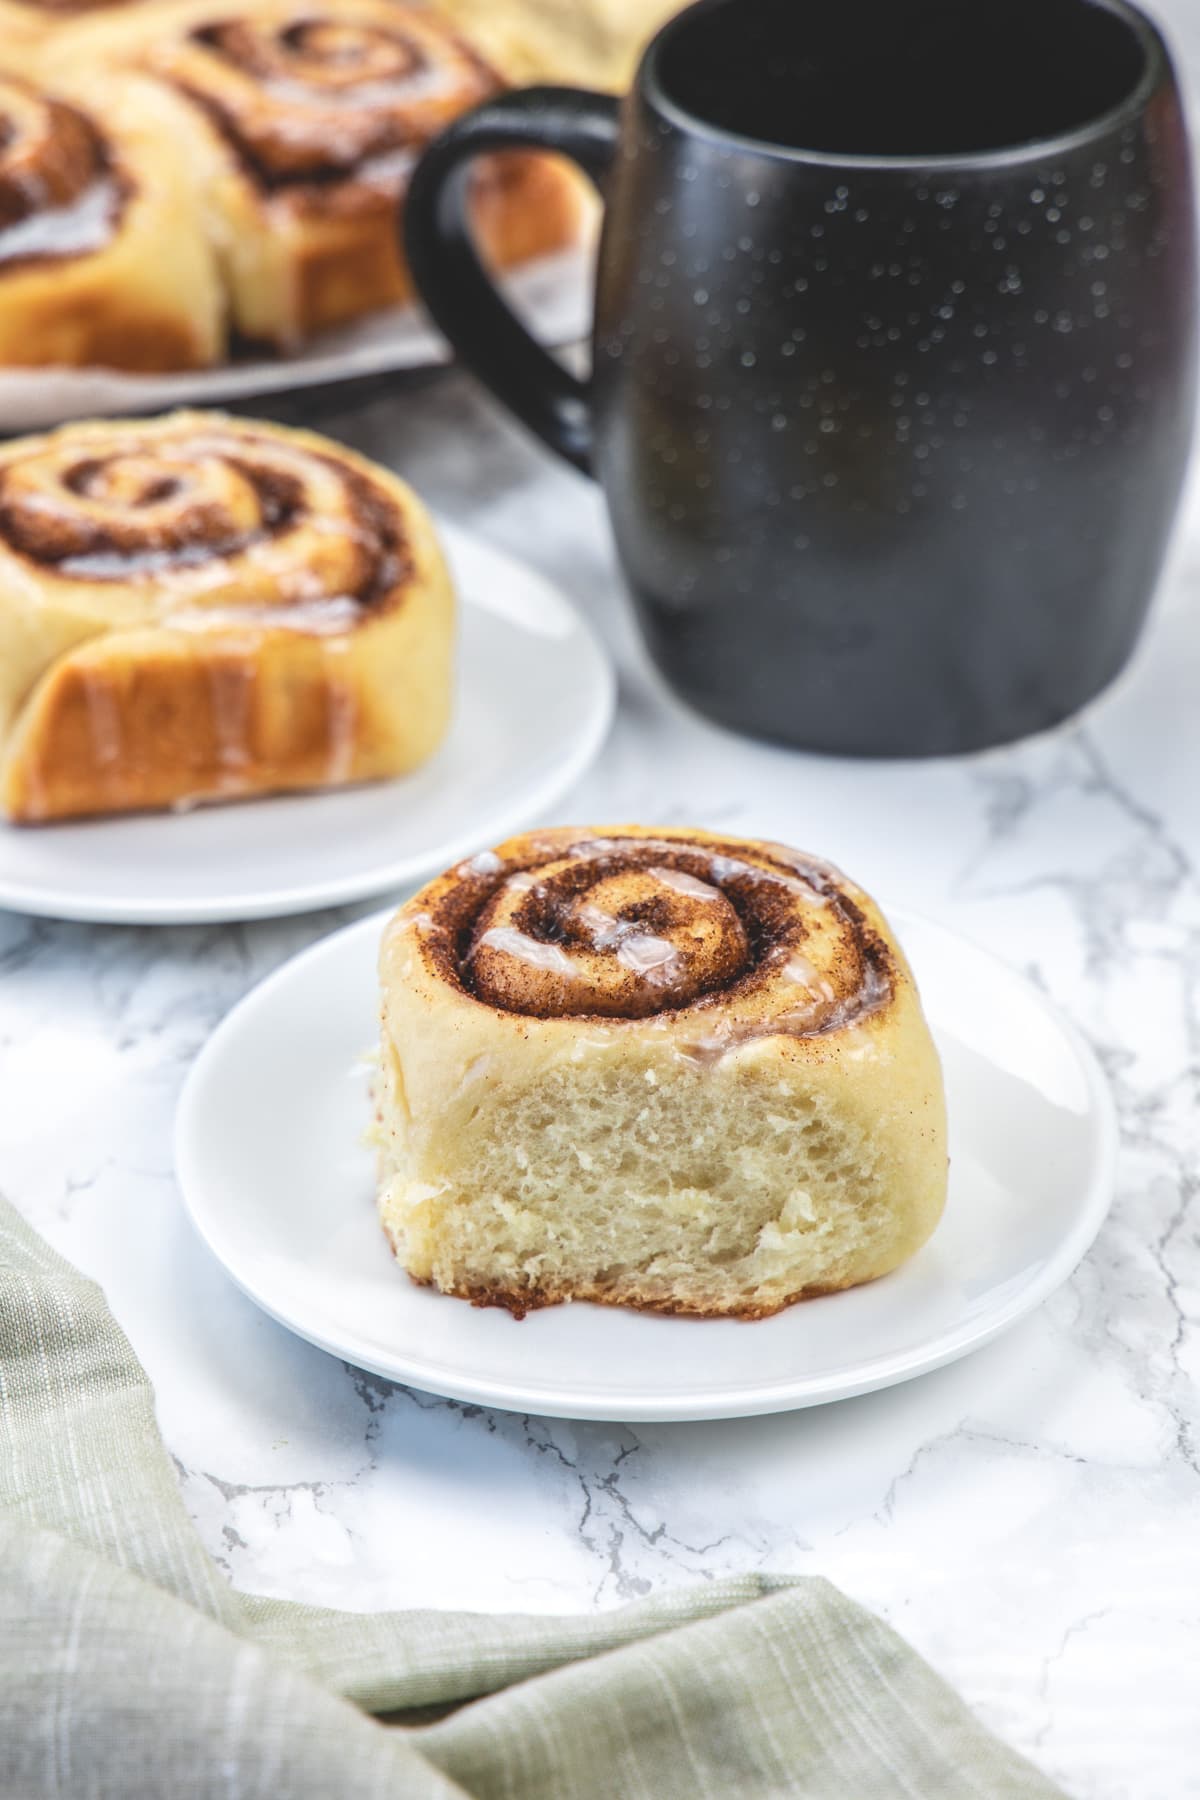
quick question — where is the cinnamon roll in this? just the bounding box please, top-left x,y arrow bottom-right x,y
0,68 -> 222,369
0,0 -> 142,28
430,0 -> 685,93
0,0 -> 137,56
0,410 -> 454,821
376,827 -> 948,1319
49,0 -> 585,346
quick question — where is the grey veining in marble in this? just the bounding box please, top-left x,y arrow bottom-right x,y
4,5 -> 1200,1796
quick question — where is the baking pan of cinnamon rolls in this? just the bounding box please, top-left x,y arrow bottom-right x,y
0,0 -> 591,385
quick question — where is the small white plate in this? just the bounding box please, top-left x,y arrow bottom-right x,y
175,908 -> 1118,1422
0,523 -> 614,925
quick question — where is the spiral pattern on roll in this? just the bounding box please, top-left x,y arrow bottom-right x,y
0,75 -> 124,261
0,417 -> 411,619
412,830 -> 896,1039
153,4 -> 498,190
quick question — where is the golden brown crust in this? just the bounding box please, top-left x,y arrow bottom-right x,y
284,145 -> 583,332
255,144 -> 582,337
404,1268 -> 857,1322
8,634 -> 347,817
0,299 -> 215,371
0,410 -> 455,821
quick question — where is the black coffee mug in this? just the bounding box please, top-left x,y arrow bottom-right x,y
406,0 -> 1197,755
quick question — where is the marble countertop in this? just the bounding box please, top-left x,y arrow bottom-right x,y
5,7 -> 1200,1796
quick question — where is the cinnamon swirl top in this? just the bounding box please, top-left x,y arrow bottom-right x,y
0,412 -> 413,630
393,828 -> 898,1052
147,1 -> 499,200
0,76 -> 125,269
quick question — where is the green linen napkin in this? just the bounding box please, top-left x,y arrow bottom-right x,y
0,1197 -> 1065,1799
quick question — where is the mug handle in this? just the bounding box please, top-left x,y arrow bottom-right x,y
404,87 -> 621,475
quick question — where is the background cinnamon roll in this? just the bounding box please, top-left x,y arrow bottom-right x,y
431,0 -> 684,93
0,0 -> 140,58
48,0 -> 585,347
0,68 -> 222,369
0,410 -> 454,821
376,827 -> 948,1319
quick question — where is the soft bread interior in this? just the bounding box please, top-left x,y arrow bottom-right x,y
375,1049 -> 943,1318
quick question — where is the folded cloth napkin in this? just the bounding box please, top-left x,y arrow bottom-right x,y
0,1198 -> 1065,1799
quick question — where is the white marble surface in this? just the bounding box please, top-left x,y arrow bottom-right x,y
5,8 -> 1200,1796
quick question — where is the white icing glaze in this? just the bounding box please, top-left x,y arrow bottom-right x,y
617,932 -> 682,981
0,180 -> 115,265
476,927 -> 575,975
650,865 -> 721,900
388,909 -> 432,942
259,62 -> 459,115
169,597 -> 364,636
577,906 -> 686,986
562,839 -> 825,907
566,836 -> 618,858
782,953 -> 836,1000
577,902 -> 624,950
207,666 -> 253,778
358,145 -> 418,189
82,673 -> 122,772
459,849 -> 502,877
707,852 -> 823,905
322,654 -> 357,786
61,544 -> 237,582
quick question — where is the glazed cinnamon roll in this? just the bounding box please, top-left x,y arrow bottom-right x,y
50,0 -> 584,346
0,69 -> 221,368
376,827 -> 948,1319
0,410 -> 454,821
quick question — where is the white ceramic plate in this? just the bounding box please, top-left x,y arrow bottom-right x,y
175,908 -> 1118,1422
0,247 -> 592,434
0,523 -> 614,925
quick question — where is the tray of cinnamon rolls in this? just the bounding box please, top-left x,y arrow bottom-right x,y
0,0 -> 646,427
